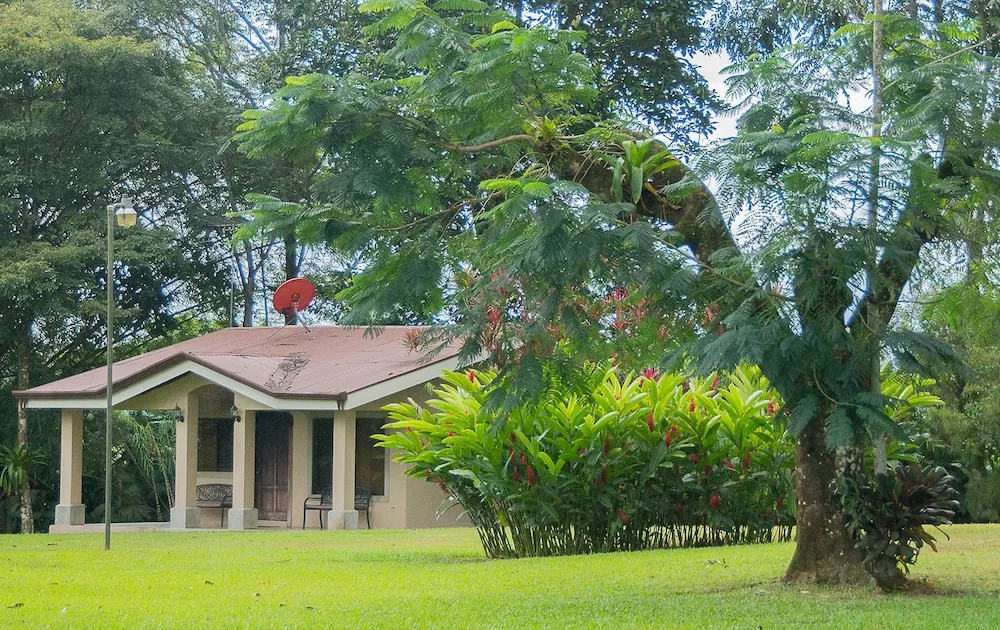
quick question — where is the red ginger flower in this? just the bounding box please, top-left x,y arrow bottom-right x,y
467,370 -> 476,383
513,467 -> 520,483
742,452 -> 751,471
618,509 -> 629,524
670,424 -> 680,440
447,431 -> 454,437
709,494 -> 721,509
710,375 -> 719,390
664,432 -> 671,448
520,453 -> 527,466
722,459 -> 735,471
688,453 -> 700,464
688,396 -> 696,413
526,465 -> 536,486
776,495 -> 785,511
647,413 -> 655,432
509,432 -> 516,443
704,465 -> 712,476
603,435 -> 611,457
675,502 -> 684,514
767,397 -> 777,415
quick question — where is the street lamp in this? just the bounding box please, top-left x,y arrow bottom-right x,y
105,196 -> 136,550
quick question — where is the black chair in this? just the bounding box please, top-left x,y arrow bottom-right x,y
303,486 -> 373,529
355,487 -> 373,529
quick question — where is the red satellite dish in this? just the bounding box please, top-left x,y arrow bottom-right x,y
273,277 -> 316,319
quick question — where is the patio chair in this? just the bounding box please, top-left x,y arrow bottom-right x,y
303,487 -> 373,529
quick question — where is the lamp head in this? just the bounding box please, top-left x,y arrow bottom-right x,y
114,196 -> 137,228
230,404 -> 241,423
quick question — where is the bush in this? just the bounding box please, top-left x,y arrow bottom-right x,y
839,463 -> 960,591
377,363 -> 795,558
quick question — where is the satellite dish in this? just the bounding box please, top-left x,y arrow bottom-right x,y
273,277 -> 316,325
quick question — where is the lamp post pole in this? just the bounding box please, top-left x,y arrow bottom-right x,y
105,197 -> 136,551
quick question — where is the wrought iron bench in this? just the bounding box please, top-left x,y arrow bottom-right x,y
196,483 -> 233,528
303,487 -> 373,529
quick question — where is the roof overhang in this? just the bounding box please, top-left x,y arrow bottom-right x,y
16,352 -> 467,412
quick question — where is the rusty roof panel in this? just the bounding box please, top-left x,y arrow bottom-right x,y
15,326 -> 459,401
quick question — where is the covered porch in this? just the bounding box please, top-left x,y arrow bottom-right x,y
15,326 -> 462,532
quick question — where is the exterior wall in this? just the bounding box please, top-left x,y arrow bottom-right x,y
355,381 -> 471,530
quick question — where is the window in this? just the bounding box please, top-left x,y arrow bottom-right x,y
312,418 -> 333,493
355,414 -> 387,496
309,415 -> 387,497
198,418 -> 233,472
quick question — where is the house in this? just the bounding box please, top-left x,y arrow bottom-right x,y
14,326 -> 466,532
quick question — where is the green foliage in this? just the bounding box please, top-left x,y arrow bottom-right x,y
840,464 -> 960,591
0,444 -> 44,498
378,364 -> 796,558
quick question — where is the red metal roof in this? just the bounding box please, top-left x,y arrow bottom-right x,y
14,326 -> 459,401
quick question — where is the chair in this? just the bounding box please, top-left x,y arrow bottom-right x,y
303,486 -> 374,529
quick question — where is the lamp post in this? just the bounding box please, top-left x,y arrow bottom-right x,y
105,196 -> 137,551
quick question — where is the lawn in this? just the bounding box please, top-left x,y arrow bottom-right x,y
1,524 -> 999,629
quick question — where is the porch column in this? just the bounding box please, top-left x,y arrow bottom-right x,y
329,410 -> 357,530
54,409 -> 85,526
290,412 -> 312,529
229,408 -> 257,529
170,391 -> 200,528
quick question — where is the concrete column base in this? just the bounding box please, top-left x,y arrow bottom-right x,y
54,504 -> 85,526
170,507 -> 201,529
228,508 -> 258,530
328,509 -> 358,530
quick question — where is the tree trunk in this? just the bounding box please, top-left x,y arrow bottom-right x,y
283,233 -> 300,325
16,332 -> 34,534
782,417 -> 868,584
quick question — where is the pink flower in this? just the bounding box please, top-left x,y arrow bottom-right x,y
468,370 -> 476,382
642,367 -> 656,380
618,509 -> 629,524
709,494 -> 721,509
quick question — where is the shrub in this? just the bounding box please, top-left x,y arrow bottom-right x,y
839,463 -> 960,591
376,363 -> 795,558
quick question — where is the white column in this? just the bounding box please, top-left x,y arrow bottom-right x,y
290,412 -> 312,529
329,410 -> 358,530
229,408 -> 257,529
54,409 -> 85,526
170,392 -> 200,528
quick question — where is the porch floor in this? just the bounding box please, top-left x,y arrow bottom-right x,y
49,522 -> 295,534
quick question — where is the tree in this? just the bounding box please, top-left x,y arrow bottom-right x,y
236,1 -> 999,584
0,0 -> 230,531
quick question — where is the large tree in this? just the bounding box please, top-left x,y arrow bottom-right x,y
0,0 -> 231,532
237,0 -> 999,583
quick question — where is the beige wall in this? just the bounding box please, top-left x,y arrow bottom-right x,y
355,381 -> 470,530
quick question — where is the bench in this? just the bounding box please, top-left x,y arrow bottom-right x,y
196,483 -> 233,528
303,487 -> 373,529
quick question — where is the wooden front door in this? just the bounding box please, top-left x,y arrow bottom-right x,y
255,412 -> 291,522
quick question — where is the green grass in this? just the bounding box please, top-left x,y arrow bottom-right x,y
1,525 -> 999,628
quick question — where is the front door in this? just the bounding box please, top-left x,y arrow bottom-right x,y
255,412 -> 291,522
